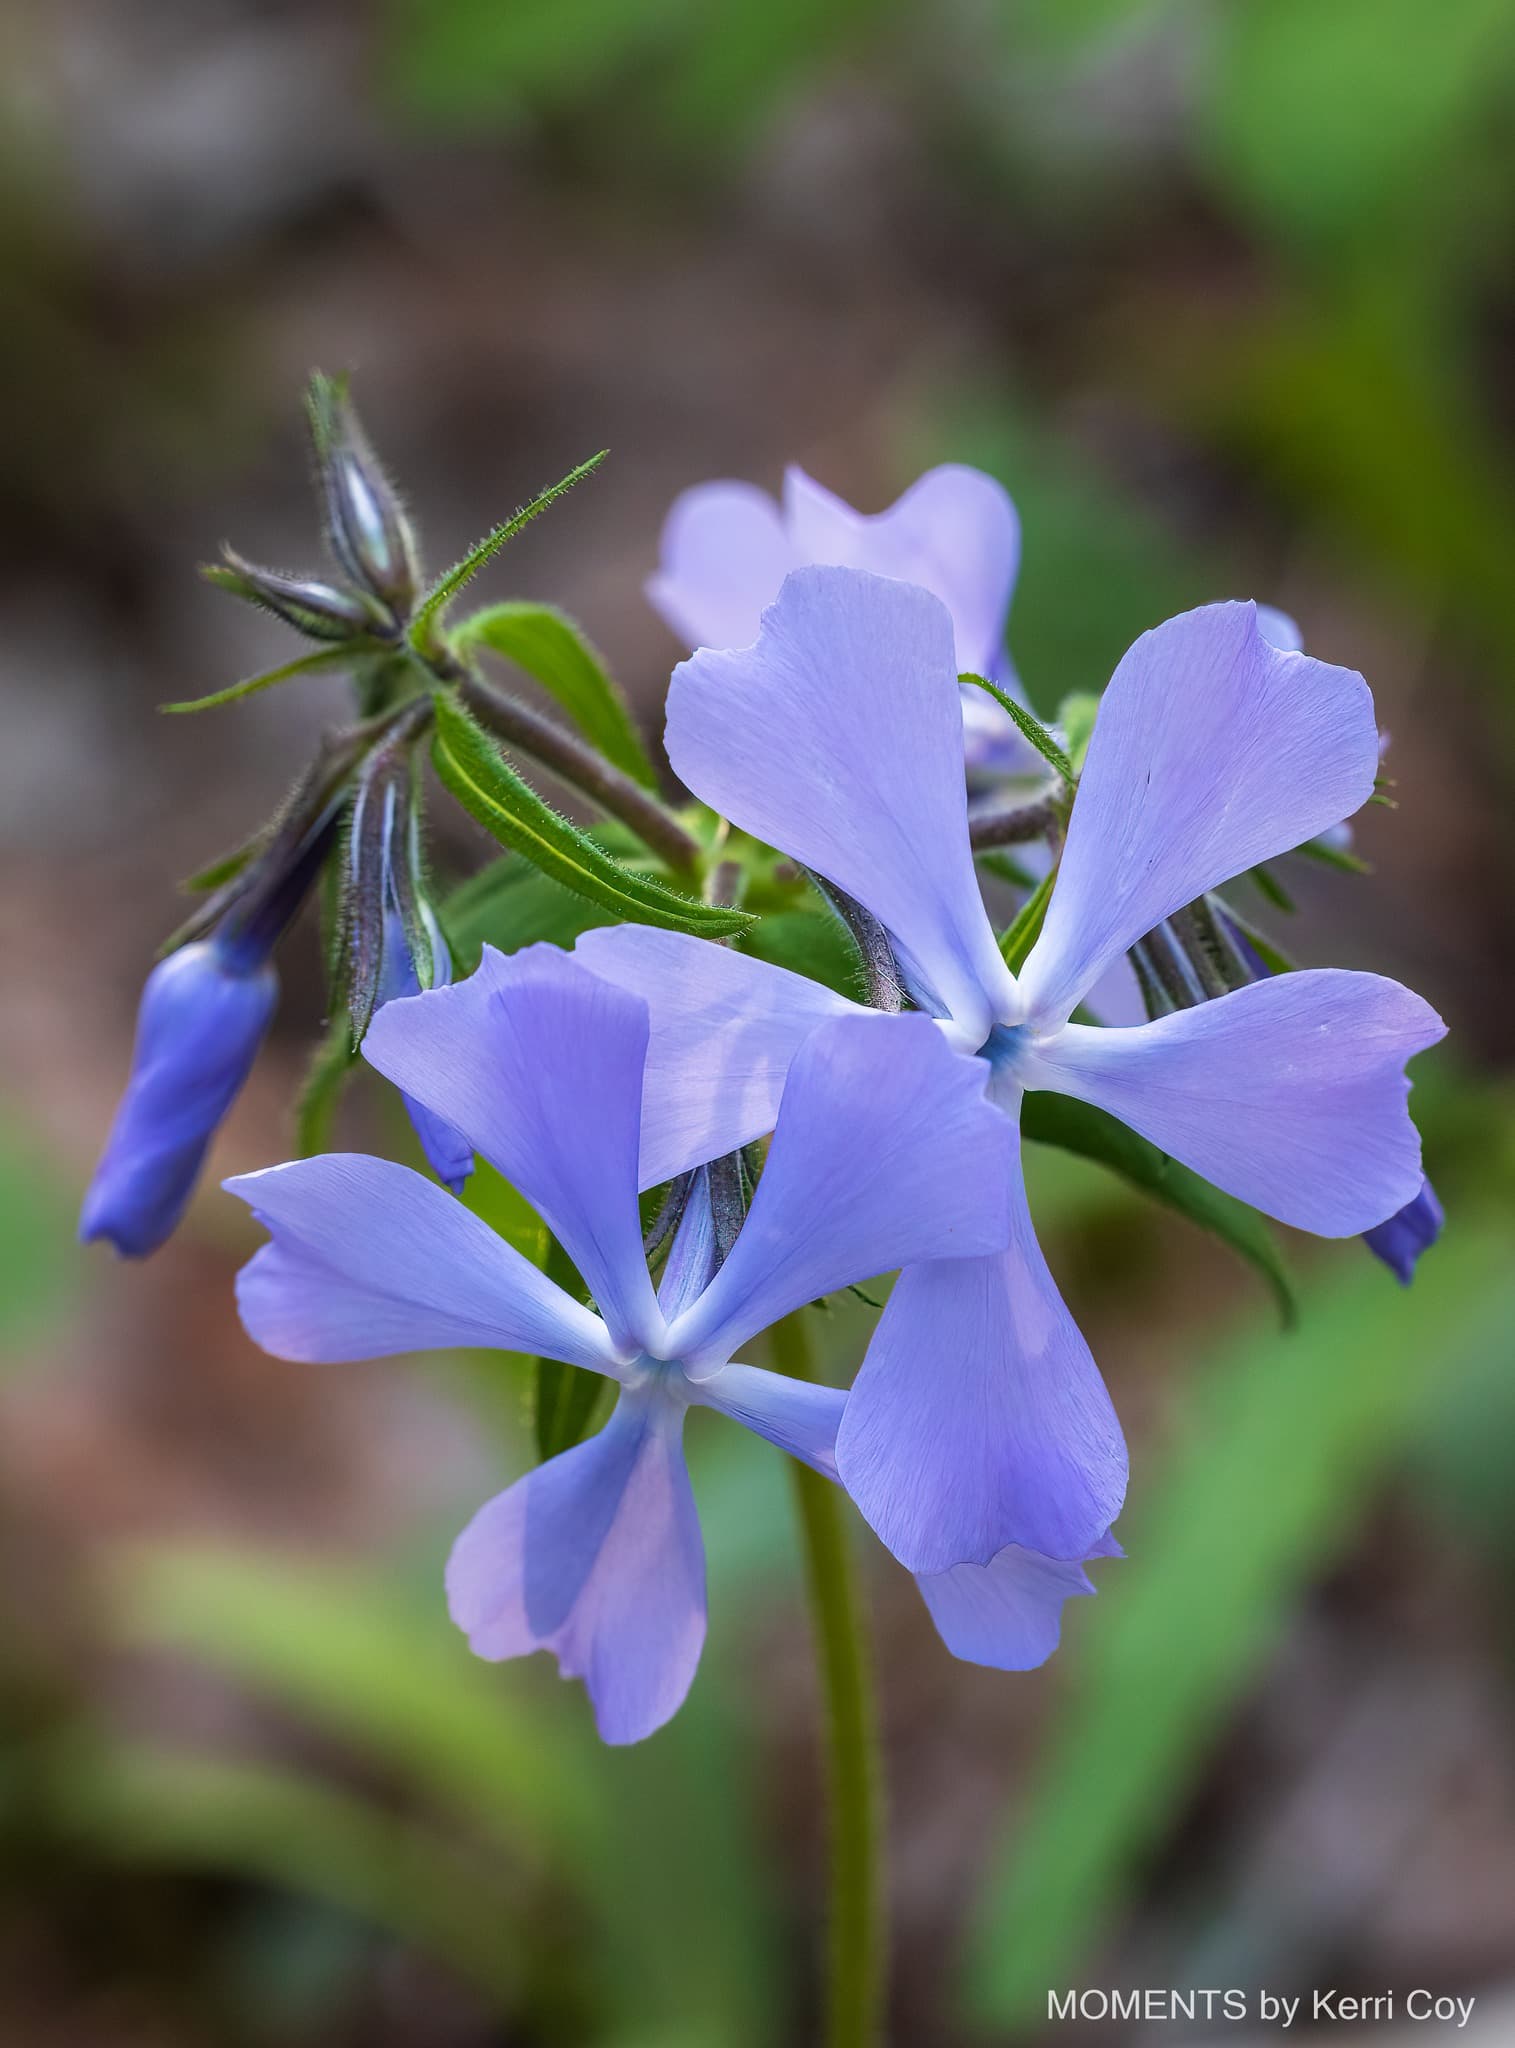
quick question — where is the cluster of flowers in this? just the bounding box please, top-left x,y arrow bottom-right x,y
82,441 -> 1444,1744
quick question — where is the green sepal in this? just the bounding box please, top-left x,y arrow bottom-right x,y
304,368 -> 351,464
1055,691 -> 1101,773
295,1020 -> 361,1158
960,673 -> 1075,785
453,600 -> 658,789
1294,834 -> 1372,876
161,643 -> 357,716
976,848 -> 1037,891
181,836 -> 261,894
409,452 -> 606,650
1216,900 -> 1297,976
431,690 -> 752,938
1248,862 -> 1297,913
1022,1093 -> 1297,1328
998,866 -> 1056,969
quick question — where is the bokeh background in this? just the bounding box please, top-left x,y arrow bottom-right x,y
4,1 -> 1515,2042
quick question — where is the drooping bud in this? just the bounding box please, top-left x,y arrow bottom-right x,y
206,549 -> 390,643
308,374 -> 420,618
82,766 -> 349,1259
79,939 -> 279,1258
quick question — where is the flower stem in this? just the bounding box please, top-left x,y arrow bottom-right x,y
770,1307 -> 885,2048
451,665 -> 702,876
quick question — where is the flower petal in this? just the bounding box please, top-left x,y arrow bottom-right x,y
835,1152 -> 1127,1573
1363,1176 -> 1444,1284
1021,969 -> 1445,1236
646,481 -> 797,652
1020,601 -> 1380,1023
227,1154 -> 618,1370
782,463 -> 1020,678
665,565 -> 1017,1046
667,1012 -> 1016,1372
916,1536 -> 1116,1671
575,926 -> 861,1187
691,1362 -> 846,1477
447,1390 -> 707,1746
361,946 -> 662,1352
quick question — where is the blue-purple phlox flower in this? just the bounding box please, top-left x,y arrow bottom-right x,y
80,935 -> 278,1258
576,568 -> 1446,1578
225,945 -> 1102,1742
649,463 -> 1030,772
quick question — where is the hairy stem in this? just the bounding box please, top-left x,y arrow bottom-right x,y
968,795 -> 1059,850
449,663 -> 702,876
770,1307 -> 885,2048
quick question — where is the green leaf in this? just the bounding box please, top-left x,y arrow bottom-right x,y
960,672 -> 1074,783
739,906 -> 863,1001
1248,861 -> 1297,914
968,1223 -> 1515,2022
454,600 -> 658,789
975,847 -> 1036,892
1022,1093 -> 1296,1327
409,452 -> 606,646
294,1019 -> 360,1157
160,643 -> 357,715
444,856 -> 615,968
998,865 -> 1056,970
431,690 -> 752,938
1055,690 -> 1102,773
535,1235 -> 609,1461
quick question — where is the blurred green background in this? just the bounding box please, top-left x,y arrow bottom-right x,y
3,1 -> 1515,2041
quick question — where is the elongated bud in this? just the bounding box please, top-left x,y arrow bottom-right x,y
338,725 -> 472,1190
82,763 -> 350,1259
308,374 -> 420,616
79,940 -> 279,1258
206,549 -> 390,643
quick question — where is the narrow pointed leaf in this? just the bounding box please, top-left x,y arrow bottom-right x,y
999,865 -> 1057,970
454,600 -> 658,788
181,836 -> 261,894
961,672 -> 1075,784
295,1018 -> 360,1158
431,691 -> 752,937
161,644 -> 357,716
409,452 -> 606,646
1295,834 -> 1372,875
1022,1091 -> 1297,1327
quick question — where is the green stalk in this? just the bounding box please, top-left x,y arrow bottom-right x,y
770,1307 -> 885,2048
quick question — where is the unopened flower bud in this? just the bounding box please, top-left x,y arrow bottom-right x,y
326,445 -> 420,616
208,550 -> 390,643
1363,1178 -> 1444,1285
79,939 -> 278,1258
